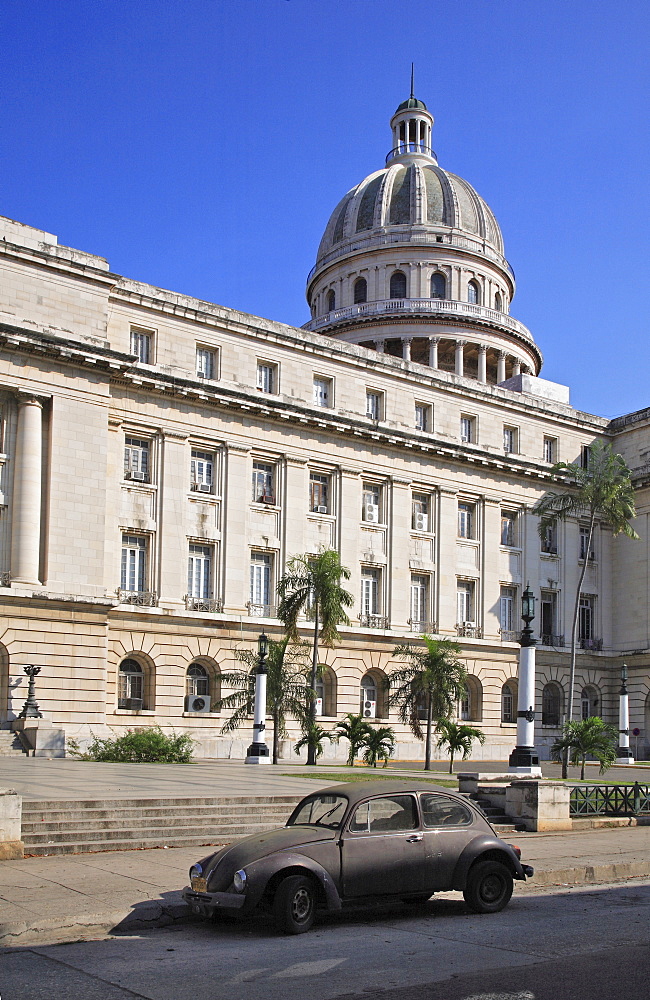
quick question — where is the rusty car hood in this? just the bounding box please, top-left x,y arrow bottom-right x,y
206,825 -> 337,878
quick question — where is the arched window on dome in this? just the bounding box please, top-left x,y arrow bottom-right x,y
326,289 -> 336,313
430,273 -> 446,299
389,271 -> 407,300
354,278 -> 367,304
494,291 -> 502,311
467,280 -> 480,305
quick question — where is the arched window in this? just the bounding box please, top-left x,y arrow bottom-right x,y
494,291 -> 502,311
360,669 -> 387,719
542,682 -> 564,727
186,662 -> 209,697
460,675 -> 483,722
467,280 -> 480,305
315,665 -> 337,718
326,289 -> 336,312
354,277 -> 367,304
581,685 -> 600,720
118,658 -> 144,710
430,272 -> 446,299
501,680 -> 517,723
389,270 -> 407,299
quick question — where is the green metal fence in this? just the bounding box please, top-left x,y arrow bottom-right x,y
570,782 -> 650,817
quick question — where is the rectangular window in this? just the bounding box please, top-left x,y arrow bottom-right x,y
130,327 -> 153,364
362,482 -> 381,522
458,502 -> 475,539
361,568 -> 380,615
313,377 -> 332,408
187,544 -> 212,600
541,520 -> 558,554
309,472 -> 330,513
412,492 -> 431,532
415,403 -> 430,432
503,425 -> 517,454
410,574 -> 429,624
196,347 -> 216,379
579,525 -> 595,561
366,390 -> 382,421
500,511 -> 516,547
250,552 -> 272,607
257,361 -> 277,394
580,445 -> 592,469
499,586 -> 516,632
251,461 -> 275,504
543,436 -> 557,463
124,436 -> 150,482
121,535 -> 147,592
190,449 -> 214,493
460,415 -> 474,444
540,590 -> 558,643
456,580 -> 474,624
579,596 -> 594,641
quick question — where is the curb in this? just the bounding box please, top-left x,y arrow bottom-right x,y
3,861 -> 650,948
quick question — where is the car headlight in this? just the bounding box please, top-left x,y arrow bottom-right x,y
189,864 -> 203,879
233,869 -> 247,893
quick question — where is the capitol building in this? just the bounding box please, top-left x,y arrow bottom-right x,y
0,93 -> 649,760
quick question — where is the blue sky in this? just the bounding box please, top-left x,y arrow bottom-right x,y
1,0 -> 647,418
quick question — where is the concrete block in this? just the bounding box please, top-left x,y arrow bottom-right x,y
505,779 -> 571,832
0,788 -> 24,858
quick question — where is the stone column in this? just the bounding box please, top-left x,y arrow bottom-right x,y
512,360 -> 521,377
374,339 -> 385,354
388,476 -> 412,627
402,338 -> 412,362
11,395 -> 44,585
455,341 -> 466,377
477,345 -> 487,383
428,337 -> 439,370
497,352 -> 507,384
222,443 -> 251,610
436,487 -> 458,634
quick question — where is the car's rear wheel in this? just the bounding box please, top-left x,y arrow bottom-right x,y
273,875 -> 317,934
463,860 -> 513,913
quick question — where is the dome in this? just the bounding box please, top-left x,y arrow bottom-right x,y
316,161 -> 504,264
396,96 -> 428,111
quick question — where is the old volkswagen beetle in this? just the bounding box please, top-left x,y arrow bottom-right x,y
182,780 -> 533,934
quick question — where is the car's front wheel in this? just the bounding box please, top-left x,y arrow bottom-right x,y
273,875 -> 317,934
463,860 -> 513,913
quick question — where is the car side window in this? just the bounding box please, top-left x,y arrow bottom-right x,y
420,793 -> 473,828
349,795 -> 418,834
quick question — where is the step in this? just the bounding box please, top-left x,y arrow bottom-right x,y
22,804 -> 293,823
22,794 -> 302,812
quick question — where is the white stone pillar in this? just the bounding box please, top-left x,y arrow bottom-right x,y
477,345 -> 487,383
11,396 -> 44,585
497,352 -> 507,383
374,339 -> 385,354
512,360 -> 521,377
428,337 -> 439,370
403,338 -> 412,362
455,341 -> 465,377
616,664 -> 634,762
246,658 -> 270,764
508,641 -> 542,776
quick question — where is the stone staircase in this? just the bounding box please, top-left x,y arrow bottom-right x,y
21,794 -> 304,856
464,787 -> 525,835
0,731 -> 28,757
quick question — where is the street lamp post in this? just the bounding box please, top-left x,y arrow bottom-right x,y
616,662 -> 634,763
17,665 -> 43,719
508,584 -> 542,776
245,632 -> 271,764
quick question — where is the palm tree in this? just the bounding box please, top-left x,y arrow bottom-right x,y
216,637 -> 312,764
435,720 -> 486,774
277,549 -> 354,764
293,721 -> 335,763
334,713 -> 372,767
387,636 -> 467,770
362,726 -> 396,768
533,441 -> 637,771
550,717 -> 618,780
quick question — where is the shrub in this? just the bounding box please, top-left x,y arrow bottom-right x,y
68,726 -> 196,763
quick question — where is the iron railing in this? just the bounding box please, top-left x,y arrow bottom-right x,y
540,633 -> 565,647
580,637 -> 604,651
359,613 -> 390,629
246,602 -> 278,618
408,620 -> 438,634
570,783 -> 650,817
185,596 -> 224,613
456,624 -> 483,639
0,571 -> 10,587
498,629 -> 521,642
117,590 -> 158,607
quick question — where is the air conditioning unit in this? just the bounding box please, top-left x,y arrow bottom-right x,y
364,504 -> 379,523
199,483 -> 212,493
415,512 -> 428,531
186,695 -> 211,713
315,505 -> 328,514
196,371 -> 207,378
363,699 -> 377,719
314,698 -> 323,717
124,697 -> 143,711
130,471 -> 147,482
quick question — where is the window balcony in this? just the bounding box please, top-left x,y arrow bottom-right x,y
498,629 -> 521,642
0,571 -> 10,587
580,637 -> 603,651
359,613 -> 390,629
408,619 -> 438,634
117,590 -> 158,607
540,633 -> 565,647
246,602 -> 278,618
456,623 -> 483,639
185,596 -> 224,613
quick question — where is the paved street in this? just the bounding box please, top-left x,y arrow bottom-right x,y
1,878 -> 649,1000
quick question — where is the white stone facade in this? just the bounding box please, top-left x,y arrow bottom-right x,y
0,96 -> 649,762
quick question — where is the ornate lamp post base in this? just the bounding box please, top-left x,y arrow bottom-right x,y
245,742 -> 271,764
508,745 -> 542,775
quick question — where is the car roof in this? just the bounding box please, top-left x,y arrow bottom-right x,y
308,780 -> 462,806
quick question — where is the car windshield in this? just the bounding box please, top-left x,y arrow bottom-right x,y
288,794 -> 348,829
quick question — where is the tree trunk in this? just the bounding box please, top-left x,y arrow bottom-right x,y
307,602 -> 319,766
449,749 -> 454,775
564,510 -> 595,778
272,711 -> 279,765
424,694 -> 433,770
581,756 -> 585,781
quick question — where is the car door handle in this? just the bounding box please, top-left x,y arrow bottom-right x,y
406,834 -> 423,843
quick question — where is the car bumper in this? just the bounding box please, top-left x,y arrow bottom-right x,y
183,886 -> 248,917
521,864 -> 534,879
